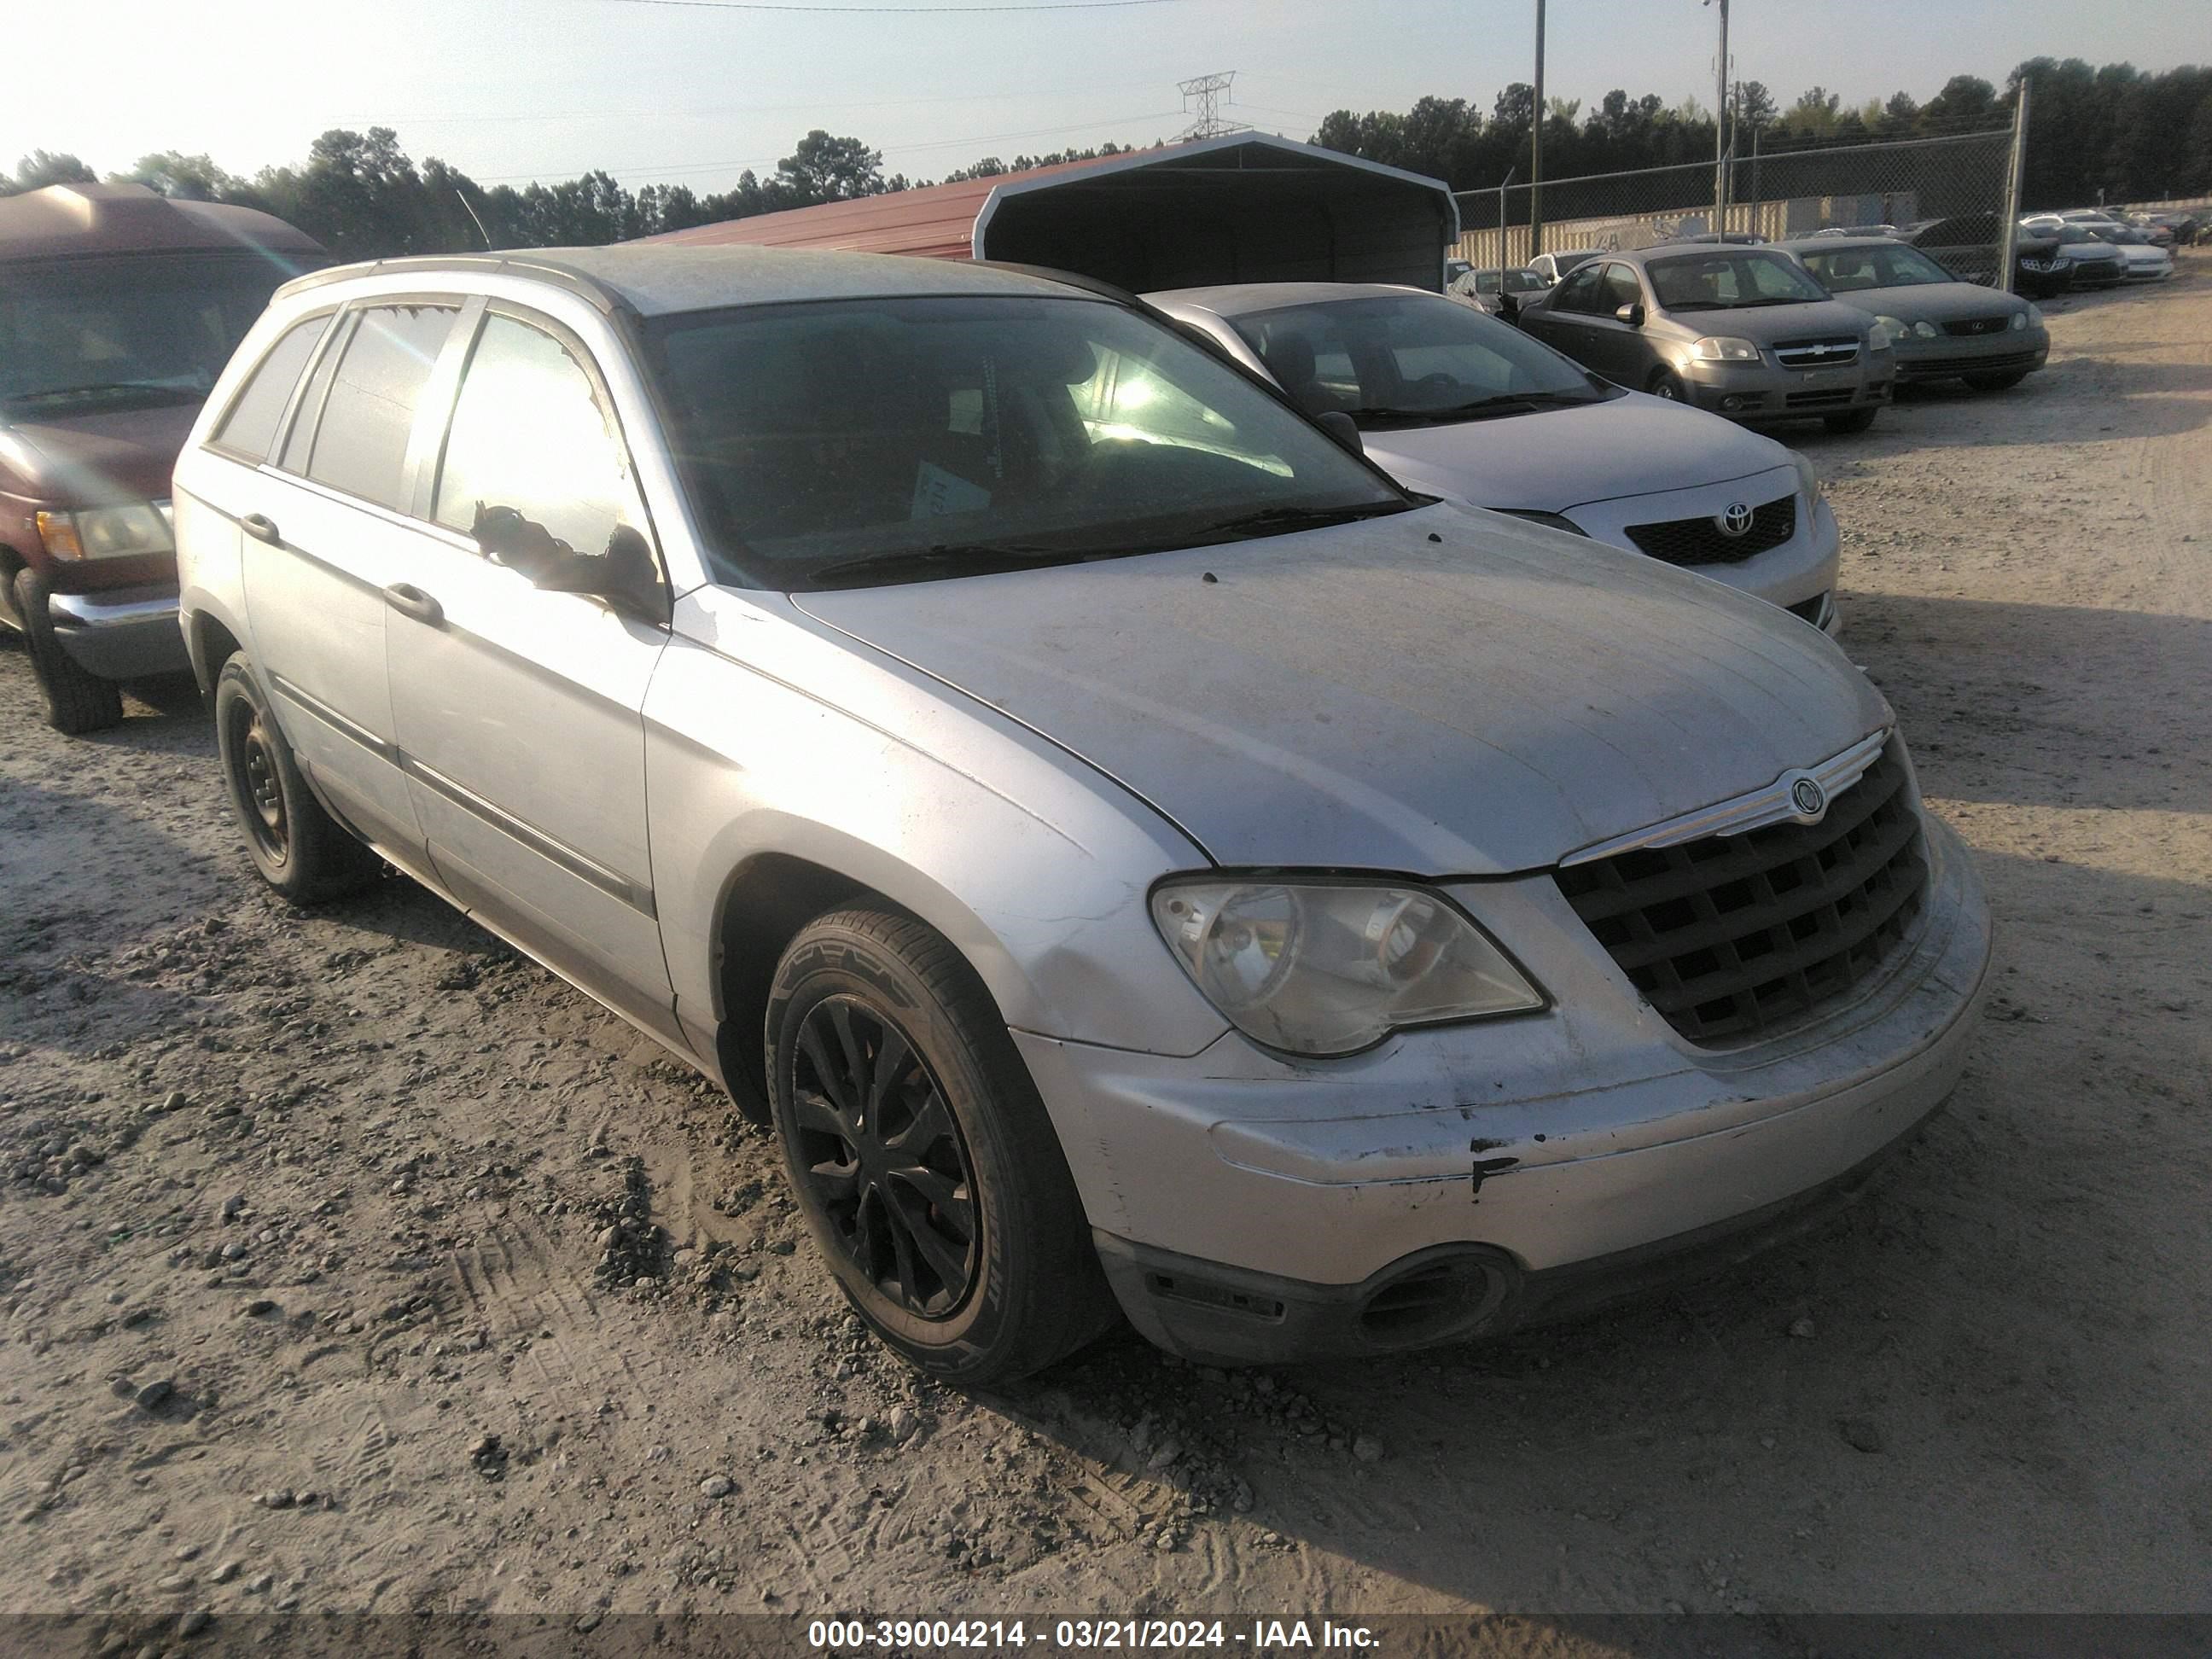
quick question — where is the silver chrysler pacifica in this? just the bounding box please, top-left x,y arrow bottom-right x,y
174,246 -> 1991,1382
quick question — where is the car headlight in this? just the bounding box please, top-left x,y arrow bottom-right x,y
1866,319 -> 1897,350
2023,304 -> 2045,325
1790,450 -> 1824,511
1912,319 -> 1940,338
1687,336 -> 1761,363
2011,309 -> 2029,329
1150,878 -> 1545,1057
35,504 -> 175,561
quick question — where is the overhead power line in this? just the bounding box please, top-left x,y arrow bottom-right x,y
593,0 -> 1185,15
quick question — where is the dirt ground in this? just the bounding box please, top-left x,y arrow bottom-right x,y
3,261 -> 2208,1651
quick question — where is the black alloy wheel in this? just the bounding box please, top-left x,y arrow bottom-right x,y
790,995 -> 978,1318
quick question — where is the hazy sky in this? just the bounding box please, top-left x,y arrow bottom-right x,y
7,0 -> 2201,193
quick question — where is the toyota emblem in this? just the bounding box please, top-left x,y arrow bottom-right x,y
1715,502 -> 1755,537
1790,777 -> 1827,819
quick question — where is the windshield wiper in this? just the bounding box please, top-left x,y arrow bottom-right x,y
1193,500 -> 1412,538
1397,390 -> 1597,422
3,380 -> 202,406
806,540 -> 1074,586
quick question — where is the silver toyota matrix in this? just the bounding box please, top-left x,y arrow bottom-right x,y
173,247 -> 1992,1382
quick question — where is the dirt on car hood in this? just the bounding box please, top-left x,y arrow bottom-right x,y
795,504 -> 1889,874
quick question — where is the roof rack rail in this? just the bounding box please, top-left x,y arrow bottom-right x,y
274,253 -> 634,316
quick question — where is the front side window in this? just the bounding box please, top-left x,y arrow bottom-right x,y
647,294 -> 1406,591
1797,243 -> 1956,291
212,314 -> 331,461
0,253 -> 314,416
1230,294 -> 1611,428
304,303 -> 457,509
1647,252 -> 1831,311
434,314 -> 637,558
1598,265 -> 1644,313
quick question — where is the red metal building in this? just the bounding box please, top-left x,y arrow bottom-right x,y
641,133 -> 1461,293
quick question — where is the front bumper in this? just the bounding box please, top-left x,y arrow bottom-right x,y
45,582 -> 190,679
1679,348 -> 1895,423
1022,814 -> 1991,1364
1893,329 -> 2049,383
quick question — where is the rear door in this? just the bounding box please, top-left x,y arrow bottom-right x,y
381,304 -> 679,1039
242,298 -> 463,857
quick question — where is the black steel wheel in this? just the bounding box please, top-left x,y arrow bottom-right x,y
767,907 -> 1115,1384
790,995 -> 978,1319
212,653 -> 381,904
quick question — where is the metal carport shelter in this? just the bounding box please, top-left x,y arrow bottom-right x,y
642,134 -> 1462,293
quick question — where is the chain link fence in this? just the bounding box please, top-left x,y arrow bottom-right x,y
1457,125 -> 2021,288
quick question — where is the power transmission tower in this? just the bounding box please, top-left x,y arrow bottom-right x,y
1178,72 -> 1244,140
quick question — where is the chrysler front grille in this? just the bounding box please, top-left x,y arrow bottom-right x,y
1554,744 -> 1929,1045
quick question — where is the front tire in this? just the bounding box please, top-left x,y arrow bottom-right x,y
1648,368 -> 1689,402
1823,407 -> 1880,434
766,907 -> 1114,1386
213,653 -> 380,904
14,568 -> 123,735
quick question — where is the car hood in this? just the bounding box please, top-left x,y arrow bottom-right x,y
1823,282 -> 2023,323
1361,391 -> 1789,512
792,503 -> 1888,875
1653,297 -> 1874,342
0,400 -> 198,506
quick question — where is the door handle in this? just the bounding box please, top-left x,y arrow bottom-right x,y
382,583 -> 445,626
242,513 -> 281,544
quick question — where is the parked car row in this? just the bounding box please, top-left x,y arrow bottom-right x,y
5,189 -> 2001,1386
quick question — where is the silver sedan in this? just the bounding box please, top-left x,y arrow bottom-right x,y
1150,282 -> 1842,632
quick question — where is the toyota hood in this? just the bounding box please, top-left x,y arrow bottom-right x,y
1359,391 -> 1791,512
791,504 -> 1889,875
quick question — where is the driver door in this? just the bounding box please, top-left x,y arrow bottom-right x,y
1523,261 -> 1605,364
380,303 -> 680,1041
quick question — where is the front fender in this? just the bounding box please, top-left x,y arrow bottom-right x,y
645,589 -> 1231,1061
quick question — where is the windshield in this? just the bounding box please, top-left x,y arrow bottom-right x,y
1225,292 -> 1611,428
1646,250 -> 1831,311
646,294 -> 1408,591
1796,242 -> 1958,291
0,254 -> 309,412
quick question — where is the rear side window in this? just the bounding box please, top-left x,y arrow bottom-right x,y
212,314 -> 330,461
432,313 -> 636,557
305,303 -> 457,509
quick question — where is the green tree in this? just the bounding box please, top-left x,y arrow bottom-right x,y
5,150 -> 97,194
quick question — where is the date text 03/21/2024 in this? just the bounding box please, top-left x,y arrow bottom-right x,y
808,1619 -> 1382,1650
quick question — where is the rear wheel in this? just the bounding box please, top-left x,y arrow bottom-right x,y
213,653 -> 380,904
1964,370 -> 2029,392
766,906 -> 1114,1386
13,568 -> 123,735
1823,407 -> 1880,434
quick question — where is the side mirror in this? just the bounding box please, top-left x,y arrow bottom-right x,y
1314,410 -> 1364,457
1615,301 -> 1646,327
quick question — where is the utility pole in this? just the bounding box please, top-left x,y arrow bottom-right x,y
1707,0 -> 1731,232
2000,76 -> 2031,292
1528,0 -> 1545,260
1178,73 -> 1242,141
1498,166 -> 1516,275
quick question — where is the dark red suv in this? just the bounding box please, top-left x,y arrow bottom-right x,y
1,183 -> 323,731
